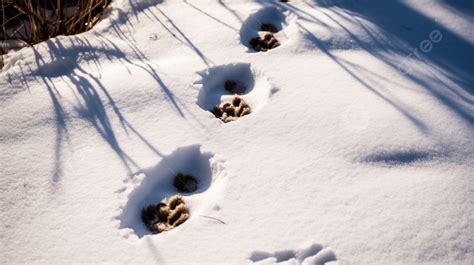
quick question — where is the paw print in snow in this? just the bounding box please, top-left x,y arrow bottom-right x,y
141,195 -> 190,234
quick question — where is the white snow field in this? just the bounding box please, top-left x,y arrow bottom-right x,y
1,0 -> 473,264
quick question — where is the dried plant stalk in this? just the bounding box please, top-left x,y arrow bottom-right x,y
0,0 -> 111,55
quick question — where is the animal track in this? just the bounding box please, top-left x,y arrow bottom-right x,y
248,243 -> 336,265
116,145 -> 226,238
195,63 -> 277,123
211,96 -> 252,123
240,6 -> 290,52
141,195 -> 190,234
250,32 -> 281,52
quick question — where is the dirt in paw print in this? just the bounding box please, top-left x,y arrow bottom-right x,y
141,195 -> 190,234
250,32 -> 280,52
240,6 -> 288,52
174,173 -> 198,193
260,23 -> 278,33
224,80 -> 247,94
211,96 -> 251,123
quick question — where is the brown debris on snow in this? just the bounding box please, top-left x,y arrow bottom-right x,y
250,33 -> 281,52
141,195 -> 190,234
210,96 -> 252,123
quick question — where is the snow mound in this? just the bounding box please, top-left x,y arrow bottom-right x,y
116,145 -> 226,238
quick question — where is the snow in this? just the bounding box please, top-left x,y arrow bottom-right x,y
1,0 -> 473,264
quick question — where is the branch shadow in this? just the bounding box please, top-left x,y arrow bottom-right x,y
307,0 -> 474,123
106,1 -> 214,129
124,0 -> 214,67
183,0 -> 239,31
3,0 -> 220,186
21,34 -> 172,186
217,0 -> 243,23
106,12 -> 186,117
153,6 -> 214,67
27,46 -> 70,184
257,0 -> 473,129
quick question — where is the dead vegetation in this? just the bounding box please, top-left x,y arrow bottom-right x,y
1,0 -> 111,55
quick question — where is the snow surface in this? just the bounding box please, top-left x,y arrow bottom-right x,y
1,0 -> 473,264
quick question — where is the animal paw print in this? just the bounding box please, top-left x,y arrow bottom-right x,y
195,63 -> 276,124
240,6 -> 288,52
250,25 -> 281,52
248,243 -> 336,265
117,145 -> 225,238
210,96 -> 252,123
141,195 -> 190,234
